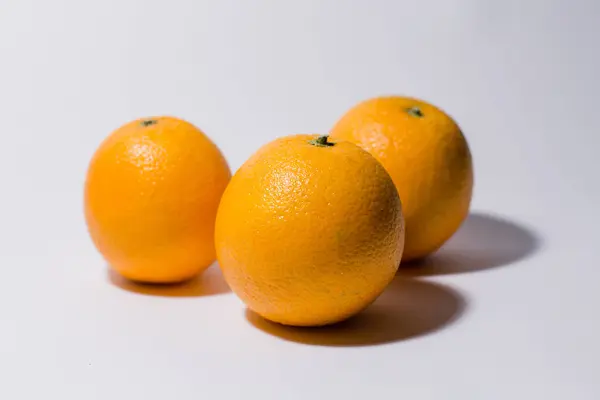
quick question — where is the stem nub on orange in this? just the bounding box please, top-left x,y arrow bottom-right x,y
84,117 -> 231,283
215,134 -> 404,327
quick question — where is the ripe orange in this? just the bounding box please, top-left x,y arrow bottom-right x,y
215,134 -> 404,327
84,116 -> 231,283
330,96 -> 473,262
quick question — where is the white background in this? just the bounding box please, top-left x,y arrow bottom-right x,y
1,1 -> 598,399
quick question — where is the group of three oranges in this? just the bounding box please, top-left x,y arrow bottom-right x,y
84,96 -> 473,327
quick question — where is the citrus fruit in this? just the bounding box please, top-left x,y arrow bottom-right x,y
330,96 -> 473,262
84,116 -> 231,283
215,134 -> 404,327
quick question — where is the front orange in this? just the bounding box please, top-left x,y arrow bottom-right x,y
215,134 -> 405,327
84,117 -> 231,283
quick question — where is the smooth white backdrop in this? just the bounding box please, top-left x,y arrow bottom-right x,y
1,1 -> 598,399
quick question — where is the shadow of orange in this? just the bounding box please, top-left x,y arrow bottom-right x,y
399,212 -> 542,276
107,263 -> 231,297
245,277 -> 465,346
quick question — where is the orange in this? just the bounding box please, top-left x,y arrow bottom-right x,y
215,134 -> 404,327
84,116 -> 231,283
330,96 -> 473,262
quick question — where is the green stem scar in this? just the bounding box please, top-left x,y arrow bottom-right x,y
309,135 -> 335,147
406,107 -> 424,118
140,119 -> 158,127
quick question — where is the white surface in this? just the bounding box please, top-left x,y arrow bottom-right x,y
1,1 -> 598,398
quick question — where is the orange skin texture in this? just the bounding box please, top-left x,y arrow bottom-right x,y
330,96 -> 473,262
215,134 -> 405,327
84,117 -> 231,283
